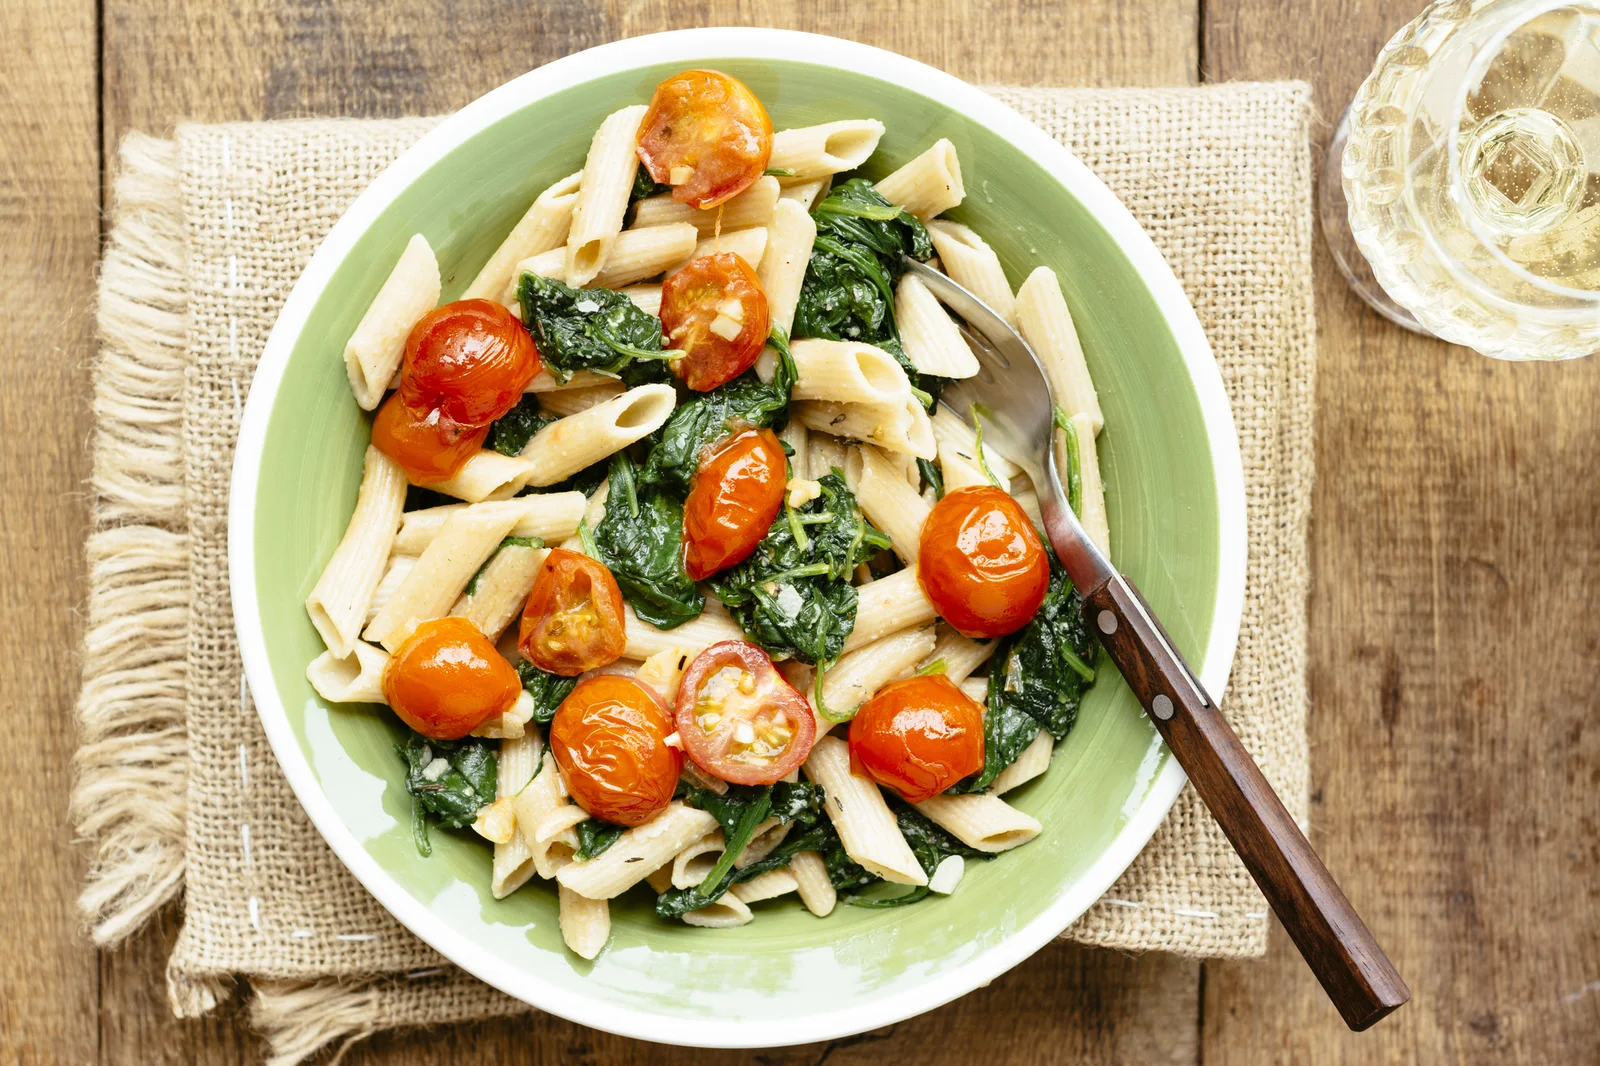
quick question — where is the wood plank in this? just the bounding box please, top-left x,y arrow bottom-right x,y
1202,3 -> 1600,1064
0,0 -> 103,1063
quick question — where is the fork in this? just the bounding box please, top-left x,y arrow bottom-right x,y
905,257 -> 1410,1032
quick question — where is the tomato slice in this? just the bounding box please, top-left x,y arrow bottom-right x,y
848,674 -> 985,803
674,641 -> 817,786
371,391 -> 490,483
659,253 -> 770,392
382,616 -> 522,740
518,548 -> 628,676
682,427 -> 787,580
399,299 -> 540,429
550,675 -> 682,826
636,69 -> 773,210
917,486 -> 1049,639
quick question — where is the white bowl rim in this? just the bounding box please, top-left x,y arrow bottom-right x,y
229,26 -> 1247,1049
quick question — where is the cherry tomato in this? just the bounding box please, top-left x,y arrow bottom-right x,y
848,674 -> 985,803
399,299 -> 540,429
682,428 -> 787,580
550,675 -> 681,826
674,641 -> 817,786
381,616 -> 522,740
371,391 -> 490,483
659,253 -> 770,392
518,548 -> 627,676
636,69 -> 773,210
917,486 -> 1049,639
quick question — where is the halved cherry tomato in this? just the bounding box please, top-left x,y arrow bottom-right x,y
518,548 -> 627,677
848,674 -> 985,803
382,616 -> 522,740
399,299 -> 540,429
371,391 -> 490,483
682,428 -> 787,580
636,69 -> 773,210
659,253 -> 770,392
674,641 -> 816,786
917,486 -> 1049,639
550,675 -> 681,826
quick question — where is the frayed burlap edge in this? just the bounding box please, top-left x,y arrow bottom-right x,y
72,132 -> 193,948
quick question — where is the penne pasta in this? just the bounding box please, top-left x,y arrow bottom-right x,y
523,368 -> 618,393
305,640 -> 389,704
842,569 -> 938,653
778,175 -> 831,211
450,543 -> 548,641
305,446 -> 407,657
558,886 -> 611,959
366,555 -> 414,625
927,220 -> 1015,324
1015,266 -> 1103,434
874,138 -> 964,221
818,625 -> 936,726
557,802 -> 718,900
421,450 -> 538,503
620,282 -> 662,317
958,676 -> 988,704
343,234 -> 440,410
681,895 -> 754,928
670,830 -> 726,889
665,226 -> 768,277
990,731 -> 1054,795
758,199 -> 817,336
393,494 -> 587,555
789,851 -> 836,917
920,625 -> 997,685
913,793 -> 1042,852
806,433 -> 848,481
631,175 -> 780,234
566,105 -> 649,285
1068,411 -> 1111,555
792,395 -> 935,460
804,736 -> 925,886
535,382 -> 628,417
512,222 -> 699,293
491,730 -> 543,898
769,120 -> 885,180
520,384 -> 677,488
463,171 -> 582,301
844,445 -> 931,563
622,603 -> 744,662
730,867 -> 799,904
790,339 -> 910,406
896,274 -> 980,379
937,437 -> 1010,494
778,418 -> 809,480
511,751 -> 576,879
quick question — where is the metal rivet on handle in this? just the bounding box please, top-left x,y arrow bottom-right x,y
1097,610 -> 1118,635
1152,694 -> 1174,720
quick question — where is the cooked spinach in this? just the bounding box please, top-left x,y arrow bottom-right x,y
593,452 -> 704,629
396,731 -> 497,857
824,834 -> 879,893
842,802 -> 993,908
709,472 -> 890,665
517,273 -> 675,383
918,457 -> 945,500
487,394 -> 555,456
575,816 -> 625,860
962,556 -> 1098,791
630,163 -> 669,205
636,328 -> 799,497
515,660 -> 579,725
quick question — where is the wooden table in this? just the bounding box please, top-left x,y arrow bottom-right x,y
6,1 -> 1598,1062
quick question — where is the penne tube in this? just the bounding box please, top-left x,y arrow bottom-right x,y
491,730 -> 543,898
305,640 -> 389,704
1015,266 -> 1103,434
735,819 -> 791,870
558,886 -> 611,959
421,450 -> 538,503
343,234 -> 440,410
778,418 -> 809,480
511,222 -> 699,294
634,646 -> 692,704
464,171 -> 582,301
843,569 -> 938,653
896,274 -> 980,379
844,445 -> 931,563
557,802 -> 718,900
619,283 -> 662,317
804,736 -> 926,886
665,226 -> 768,277
913,793 -> 1042,853
989,731 -> 1054,795
644,862 -> 675,895
790,340 -> 911,406
819,625 -> 936,726
806,433 -> 847,481
920,625 -> 997,685
671,830 -> 726,889
874,138 -> 964,221
778,176 -> 831,211
792,396 -> 935,460
789,850 -> 836,916
366,554 -> 415,626
363,500 -> 532,651
393,494 -> 587,555
511,751 -> 575,879
1069,411 -> 1110,555
536,382 -> 628,417
959,676 -> 987,703
561,480 -> 610,553
524,368 -> 618,393
520,384 -> 677,488
758,199 -> 817,336
770,120 -> 885,180
305,446 -> 407,657
622,602 -> 745,662
631,175 -> 780,234
927,220 -> 1015,324
566,105 -> 649,285
730,868 -> 800,904
450,543 -> 548,641
937,438 -> 1010,494
681,895 -> 754,928
928,403 -> 1022,480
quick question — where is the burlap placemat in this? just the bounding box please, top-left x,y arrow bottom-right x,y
75,81 -> 1315,1064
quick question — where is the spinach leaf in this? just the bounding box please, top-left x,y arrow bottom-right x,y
963,556 -> 1098,791
487,394 -> 555,456
811,178 -> 933,262
918,457 -> 945,501
395,731 -> 497,857
824,834 -> 879,894
593,452 -> 704,629
517,273 -> 674,383
709,472 -> 890,665
636,329 -> 799,497
630,163 -> 668,205
515,660 -> 579,725
843,802 -> 994,908
575,816 -> 624,860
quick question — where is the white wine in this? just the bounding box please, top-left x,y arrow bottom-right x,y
1343,0 -> 1600,360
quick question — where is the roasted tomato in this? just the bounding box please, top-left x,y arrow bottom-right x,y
382,616 -> 522,740
659,253 -> 770,392
674,641 -> 816,786
682,428 -> 787,580
399,299 -> 540,429
636,69 -> 773,209
518,548 -> 627,677
550,675 -> 681,826
371,391 -> 490,483
917,486 -> 1049,639
848,674 -> 985,803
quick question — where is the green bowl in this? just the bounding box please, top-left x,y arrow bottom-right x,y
230,28 -> 1246,1047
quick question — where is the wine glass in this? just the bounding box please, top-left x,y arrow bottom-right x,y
1322,0 -> 1600,360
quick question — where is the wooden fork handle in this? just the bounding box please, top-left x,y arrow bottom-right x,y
1081,574 -> 1410,1031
